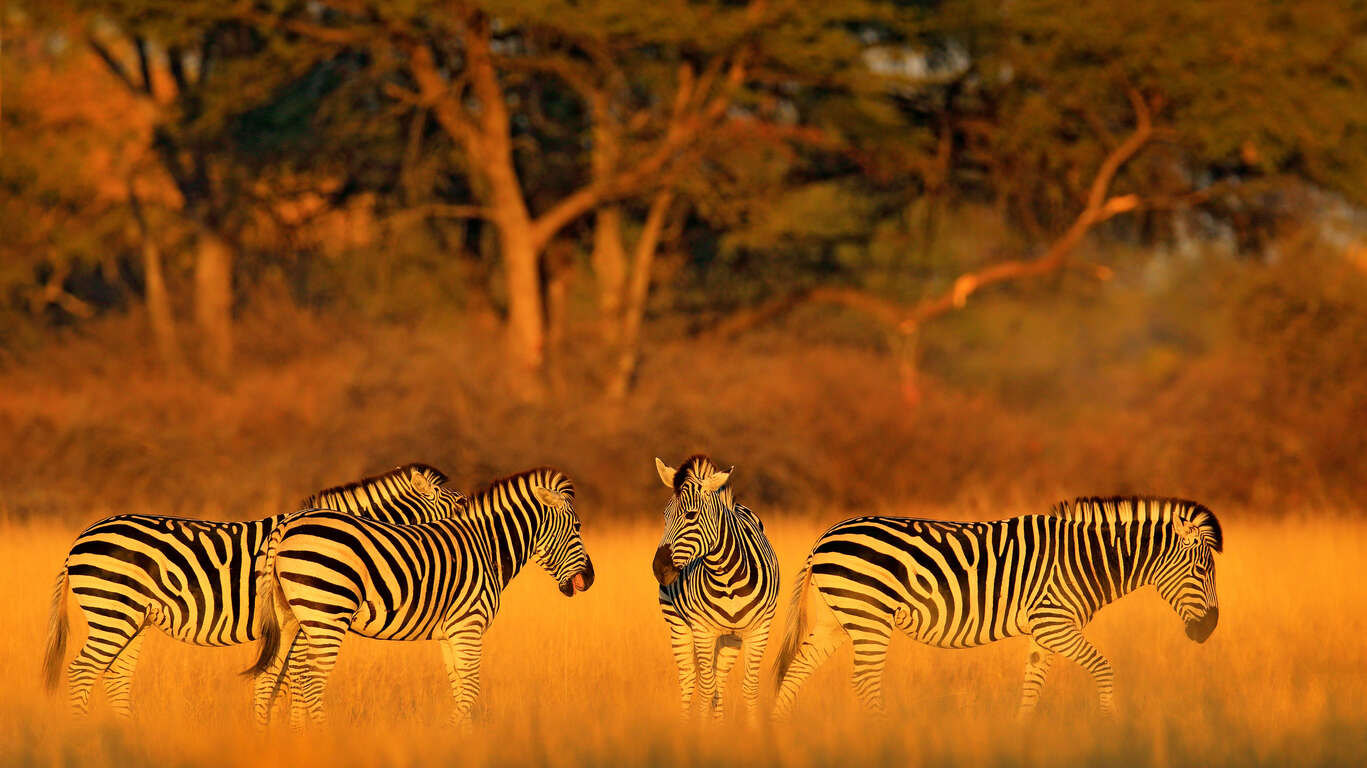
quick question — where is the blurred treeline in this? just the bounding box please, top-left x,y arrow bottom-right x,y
2,1 -> 1366,520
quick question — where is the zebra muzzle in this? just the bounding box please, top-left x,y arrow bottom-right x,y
559,560 -> 595,597
1185,606 -> 1218,643
652,545 -> 680,587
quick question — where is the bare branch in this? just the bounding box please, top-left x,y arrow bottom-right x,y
166,46 -> 190,95
405,43 -> 481,152
87,37 -> 140,95
133,36 -> 155,97
710,88 -> 1158,339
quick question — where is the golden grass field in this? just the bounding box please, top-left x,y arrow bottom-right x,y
2,510 -> 1365,767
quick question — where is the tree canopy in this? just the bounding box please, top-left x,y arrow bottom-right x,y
5,0 -> 1365,388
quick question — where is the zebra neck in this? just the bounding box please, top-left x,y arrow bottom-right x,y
700,508 -> 750,582
463,500 -> 536,590
1062,519 -> 1170,609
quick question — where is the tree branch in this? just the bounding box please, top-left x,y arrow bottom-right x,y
133,36 -> 155,96
404,43 -> 481,153
87,37 -> 139,95
708,89 -> 1157,340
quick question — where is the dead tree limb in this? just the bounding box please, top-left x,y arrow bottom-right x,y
708,89 -> 1155,341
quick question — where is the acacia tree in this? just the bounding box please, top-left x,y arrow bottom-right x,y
249,1 -> 936,394
23,1 -> 298,379
707,0 -> 1367,399
245,2 -> 760,388
495,0 -> 950,395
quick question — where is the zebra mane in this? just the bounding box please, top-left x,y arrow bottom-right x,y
301,463 -> 453,507
672,454 -> 723,493
471,466 -> 575,501
1049,496 -> 1222,552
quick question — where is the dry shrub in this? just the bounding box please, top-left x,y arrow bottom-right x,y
2,253 -> 1364,524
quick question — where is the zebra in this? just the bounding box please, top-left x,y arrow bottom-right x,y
41,463 -> 467,718
772,496 -> 1221,718
247,467 -> 594,728
651,456 -> 779,722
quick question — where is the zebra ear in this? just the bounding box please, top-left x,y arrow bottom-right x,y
410,469 -> 438,501
700,467 -> 732,494
1173,515 -> 1198,542
655,458 -> 677,488
532,485 -> 569,511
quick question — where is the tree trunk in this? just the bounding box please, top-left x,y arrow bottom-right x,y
544,240 -> 574,397
142,238 -> 183,369
606,189 -> 673,400
592,205 -> 628,345
500,222 -> 547,385
194,231 -> 233,381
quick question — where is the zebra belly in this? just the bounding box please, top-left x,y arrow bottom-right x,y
344,568 -> 487,642
891,595 -> 1024,649
891,562 -> 1029,648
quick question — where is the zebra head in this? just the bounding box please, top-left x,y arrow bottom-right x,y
1154,505 -> 1223,643
652,456 -> 733,587
407,466 -> 470,516
528,473 -> 595,598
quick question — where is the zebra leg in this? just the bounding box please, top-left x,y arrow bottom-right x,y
691,633 -> 719,719
284,642 -> 313,731
772,610 -> 845,720
1033,623 -> 1116,715
711,635 -> 742,719
1017,638 -> 1056,718
665,614 -> 697,717
66,605 -> 145,715
252,621 -> 301,728
100,624 -> 148,719
440,626 -> 485,728
292,623 -> 348,728
739,625 -> 770,725
845,620 -> 893,714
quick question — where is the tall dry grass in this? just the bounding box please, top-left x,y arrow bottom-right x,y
3,509 -> 1364,767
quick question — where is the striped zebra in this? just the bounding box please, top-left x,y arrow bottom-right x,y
247,467 -> 594,728
773,496 -> 1221,718
41,463 -> 466,718
651,456 -> 779,721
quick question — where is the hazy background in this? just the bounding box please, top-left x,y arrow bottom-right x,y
3,0 -> 1366,523
5,5 -> 1367,766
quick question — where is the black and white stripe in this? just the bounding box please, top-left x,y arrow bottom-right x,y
651,456 -> 779,721
41,463 -> 466,717
773,496 -> 1222,717
247,467 -> 595,728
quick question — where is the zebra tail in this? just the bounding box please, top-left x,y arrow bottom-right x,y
42,566 -> 70,691
773,558 -> 814,693
244,525 -> 286,677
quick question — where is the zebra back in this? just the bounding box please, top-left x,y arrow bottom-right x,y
302,463 -> 468,524
1050,495 -> 1222,551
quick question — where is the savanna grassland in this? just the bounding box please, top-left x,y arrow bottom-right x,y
4,511 -> 1364,768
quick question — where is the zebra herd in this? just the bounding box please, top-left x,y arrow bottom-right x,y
42,455 -> 1223,726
